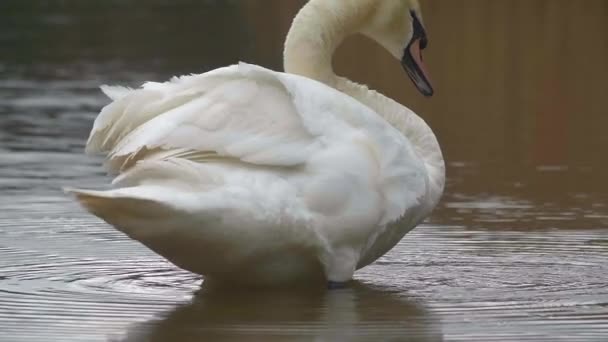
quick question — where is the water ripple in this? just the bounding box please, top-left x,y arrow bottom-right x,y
1,62 -> 607,342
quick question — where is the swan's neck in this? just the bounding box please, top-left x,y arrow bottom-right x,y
283,0 -> 362,85
283,0 -> 445,206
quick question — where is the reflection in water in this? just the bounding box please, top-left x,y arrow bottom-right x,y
121,283 -> 441,342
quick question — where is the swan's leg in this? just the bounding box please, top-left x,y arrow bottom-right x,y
327,281 -> 350,289
322,247 -> 357,286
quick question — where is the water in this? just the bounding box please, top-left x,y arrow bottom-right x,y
1,1 -> 608,341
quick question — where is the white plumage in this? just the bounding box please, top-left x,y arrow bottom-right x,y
69,0 -> 445,286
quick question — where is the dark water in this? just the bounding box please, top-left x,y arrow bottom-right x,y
1,1 -> 608,341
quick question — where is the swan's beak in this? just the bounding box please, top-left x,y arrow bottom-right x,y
402,37 -> 434,97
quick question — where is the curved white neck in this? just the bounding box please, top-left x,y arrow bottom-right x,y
283,0 -> 355,85
283,0 -> 445,206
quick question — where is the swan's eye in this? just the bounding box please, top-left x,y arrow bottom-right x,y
409,10 -> 428,49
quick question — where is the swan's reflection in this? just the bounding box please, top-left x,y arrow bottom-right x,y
121,282 -> 443,341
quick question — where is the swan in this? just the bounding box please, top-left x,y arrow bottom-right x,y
68,0 -> 445,288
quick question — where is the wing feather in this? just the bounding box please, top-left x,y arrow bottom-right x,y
86,63 -> 427,227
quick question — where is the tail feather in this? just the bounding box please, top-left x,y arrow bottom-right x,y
65,186 -> 231,276
65,187 -> 181,239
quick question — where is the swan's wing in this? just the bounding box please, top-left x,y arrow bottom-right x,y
88,64 -> 320,171
86,62 -> 427,227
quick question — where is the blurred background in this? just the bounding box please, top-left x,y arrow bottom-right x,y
1,1 -> 607,341
2,0 -> 607,165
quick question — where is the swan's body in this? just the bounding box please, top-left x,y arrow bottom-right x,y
70,0 -> 445,286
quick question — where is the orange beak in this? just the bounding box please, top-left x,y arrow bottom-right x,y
402,37 -> 434,97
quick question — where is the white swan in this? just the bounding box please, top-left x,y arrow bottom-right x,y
69,0 -> 445,287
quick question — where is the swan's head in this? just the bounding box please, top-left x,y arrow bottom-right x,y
361,0 -> 434,96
